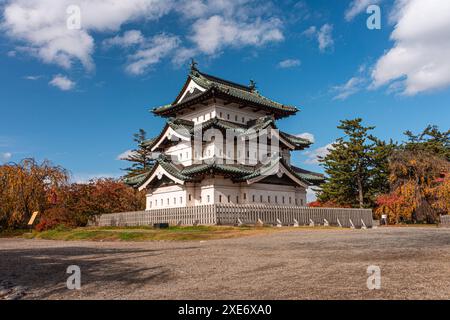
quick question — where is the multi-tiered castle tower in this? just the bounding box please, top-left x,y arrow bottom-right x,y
126,62 -> 323,210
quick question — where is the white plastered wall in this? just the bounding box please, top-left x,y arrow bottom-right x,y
145,176 -> 307,210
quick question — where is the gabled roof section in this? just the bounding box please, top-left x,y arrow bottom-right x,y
152,67 -> 299,119
234,157 -> 319,187
136,156 -> 193,191
291,165 -> 325,185
142,116 -> 312,151
129,154 -> 324,190
123,170 -> 153,187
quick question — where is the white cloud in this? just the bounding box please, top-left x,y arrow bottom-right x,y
49,74 -> 75,91
117,149 -> 136,160
2,0 -> 285,73
371,0 -> 450,95
103,30 -> 144,48
296,132 -> 315,143
172,47 -> 199,66
304,143 -> 334,165
0,152 -> 12,163
345,0 -> 382,21
2,0 -> 173,71
190,15 -> 283,55
332,77 -> 366,100
302,24 -> 334,52
317,24 -> 334,52
306,187 -> 319,203
71,172 -> 121,184
125,34 -> 180,75
24,75 -> 42,80
302,26 -> 317,37
278,59 -> 301,68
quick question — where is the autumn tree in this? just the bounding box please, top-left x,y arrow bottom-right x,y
39,178 -> 146,229
318,119 -> 393,208
121,129 -> 155,179
381,150 -> 449,223
375,125 -> 449,223
0,158 -> 68,229
432,175 -> 450,214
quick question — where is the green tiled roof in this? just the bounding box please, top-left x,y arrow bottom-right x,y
181,162 -> 254,176
142,116 -> 311,151
291,165 -> 325,184
123,170 -> 153,186
279,131 -> 312,148
127,154 -> 324,188
235,157 -> 324,186
152,69 -> 298,118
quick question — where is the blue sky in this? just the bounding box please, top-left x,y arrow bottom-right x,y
1,0 -> 450,182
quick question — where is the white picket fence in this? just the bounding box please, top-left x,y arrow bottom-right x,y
440,215 -> 450,227
94,204 -> 373,228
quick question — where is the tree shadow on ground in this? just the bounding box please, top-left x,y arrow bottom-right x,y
0,244 -> 199,299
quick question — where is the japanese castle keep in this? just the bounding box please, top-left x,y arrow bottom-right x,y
126,62 -> 324,210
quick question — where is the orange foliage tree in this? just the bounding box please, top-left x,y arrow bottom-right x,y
430,174 -> 450,214
1,158 -> 146,230
0,159 -> 68,229
375,182 -> 416,224
375,150 -> 449,223
38,178 -> 145,229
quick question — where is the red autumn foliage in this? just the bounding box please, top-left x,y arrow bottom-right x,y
35,218 -> 61,232
37,178 -> 145,229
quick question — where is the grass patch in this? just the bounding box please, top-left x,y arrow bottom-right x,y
18,225 -> 280,242
0,229 -> 30,238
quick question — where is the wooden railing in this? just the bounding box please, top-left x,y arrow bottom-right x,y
94,204 -> 373,228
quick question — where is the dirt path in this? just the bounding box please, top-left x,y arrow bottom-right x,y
1,227 -> 450,300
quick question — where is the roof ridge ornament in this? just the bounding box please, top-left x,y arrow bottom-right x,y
249,79 -> 257,92
190,58 -> 199,74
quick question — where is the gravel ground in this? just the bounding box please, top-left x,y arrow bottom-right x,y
1,227 -> 450,300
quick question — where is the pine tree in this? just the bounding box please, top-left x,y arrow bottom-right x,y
318,119 -> 393,208
121,129 -> 155,178
403,125 -> 450,160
